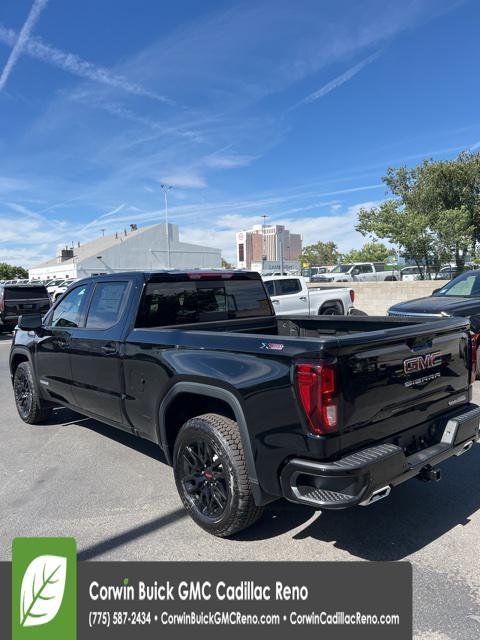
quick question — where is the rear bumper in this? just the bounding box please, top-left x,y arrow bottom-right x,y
280,403 -> 480,509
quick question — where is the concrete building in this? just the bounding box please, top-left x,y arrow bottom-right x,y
29,223 -> 221,280
235,224 -> 302,270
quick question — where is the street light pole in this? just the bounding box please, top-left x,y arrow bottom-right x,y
161,184 -> 173,268
261,214 -> 268,272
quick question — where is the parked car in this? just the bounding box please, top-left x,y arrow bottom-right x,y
0,283 -> 51,333
400,266 -> 434,281
45,279 -> 68,297
315,262 -> 398,283
301,266 -> 331,283
388,269 -> 480,372
51,279 -> 76,301
263,275 -> 354,316
10,270 -> 480,537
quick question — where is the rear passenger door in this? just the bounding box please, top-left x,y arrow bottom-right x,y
270,278 -> 308,315
69,280 -> 130,426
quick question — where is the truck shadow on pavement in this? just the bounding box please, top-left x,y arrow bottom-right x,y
49,408 -> 480,560
240,447 -> 480,560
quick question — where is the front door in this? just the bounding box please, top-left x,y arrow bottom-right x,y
69,280 -> 130,426
270,278 -> 307,315
36,283 -> 92,405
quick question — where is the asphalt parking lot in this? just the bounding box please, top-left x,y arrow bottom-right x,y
1,334 -> 479,639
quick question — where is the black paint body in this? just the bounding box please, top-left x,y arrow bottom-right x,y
10,271 -> 475,506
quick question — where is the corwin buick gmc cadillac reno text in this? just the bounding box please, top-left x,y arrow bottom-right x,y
9,271 -> 480,536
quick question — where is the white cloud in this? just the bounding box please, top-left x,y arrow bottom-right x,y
0,0 -> 49,92
159,172 -> 207,189
0,23 -> 171,103
181,201 -> 384,264
202,154 -> 256,169
294,51 -> 380,108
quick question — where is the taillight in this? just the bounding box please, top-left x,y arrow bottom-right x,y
295,362 -> 338,434
349,289 -> 355,303
0,288 -> 4,312
470,332 -> 479,383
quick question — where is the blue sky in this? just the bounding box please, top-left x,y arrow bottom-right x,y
0,0 -> 479,266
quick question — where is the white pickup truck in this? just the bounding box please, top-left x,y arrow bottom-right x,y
262,275 -> 355,316
314,262 -> 398,283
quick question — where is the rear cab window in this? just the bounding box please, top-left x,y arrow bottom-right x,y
86,282 -> 128,329
275,279 -> 301,296
4,286 -> 49,300
136,274 -> 272,327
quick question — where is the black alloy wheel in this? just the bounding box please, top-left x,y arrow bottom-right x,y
14,367 -> 32,419
178,437 -> 229,520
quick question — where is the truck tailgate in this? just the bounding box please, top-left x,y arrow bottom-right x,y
335,317 -> 471,448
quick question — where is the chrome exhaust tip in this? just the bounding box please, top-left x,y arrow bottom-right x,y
360,485 -> 391,506
455,440 -> 475,456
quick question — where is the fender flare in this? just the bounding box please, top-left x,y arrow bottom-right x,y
159,382 -> 269,505
319,299 -> 344,315
9,346 -> 34,379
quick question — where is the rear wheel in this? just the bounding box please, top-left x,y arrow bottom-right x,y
14,361 -> 52,424
173,413 -> 263,537
320,303 -> 343,315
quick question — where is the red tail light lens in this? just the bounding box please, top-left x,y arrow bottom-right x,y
349,289 -> 355,303
470,332 -> 479,383
295,362 -> 338,434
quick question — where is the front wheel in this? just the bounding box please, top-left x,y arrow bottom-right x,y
173,413 -> 263,537
14,361 -> 52,424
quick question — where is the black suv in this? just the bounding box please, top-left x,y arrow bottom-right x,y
0,284 -> 51,333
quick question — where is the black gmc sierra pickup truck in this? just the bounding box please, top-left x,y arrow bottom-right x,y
9,270 -> 480,536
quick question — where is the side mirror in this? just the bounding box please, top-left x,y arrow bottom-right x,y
18,314 -> 43,331
431,288 -> 441,295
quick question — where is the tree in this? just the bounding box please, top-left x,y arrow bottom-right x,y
356,151 -> 480,277
0,262 -> 28,279
342,242 -> 391,264
221,258 -> 233,269
300,241 -> 339,267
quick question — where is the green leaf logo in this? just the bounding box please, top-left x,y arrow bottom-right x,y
20,555 -> 67,627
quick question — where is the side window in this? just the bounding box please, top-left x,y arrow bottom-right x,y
264,281 -> 275,296
275,279 -> 301,296
361,264 -> 373,273
51,285 -> 90,328
86,282 -> 128,329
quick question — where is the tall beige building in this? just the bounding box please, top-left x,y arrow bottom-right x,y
236,224 -> 302,269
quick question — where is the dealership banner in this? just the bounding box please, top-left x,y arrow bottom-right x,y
1,538 -> 412,639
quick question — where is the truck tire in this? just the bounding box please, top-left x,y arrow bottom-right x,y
320,302 -> 343,315
385,276 -> 397,281
173,413 -> 264,537
13,361 -> 52,424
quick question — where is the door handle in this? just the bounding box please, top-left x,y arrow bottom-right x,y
271,299 -> 279,304
101,344 -> 117,355
299,296 -> 307,301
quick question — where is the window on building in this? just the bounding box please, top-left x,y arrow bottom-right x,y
86,282 -> 128,329
238,243 -> 245,262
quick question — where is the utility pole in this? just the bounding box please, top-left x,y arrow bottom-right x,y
261,215 -> 268,272
161,184 -> 173,268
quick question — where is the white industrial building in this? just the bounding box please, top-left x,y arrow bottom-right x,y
29,223 -> 222,280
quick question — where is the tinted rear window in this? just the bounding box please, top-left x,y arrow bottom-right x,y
137,278 -> 272,327
86,282 -> 128,329
4,286 -> 49,300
